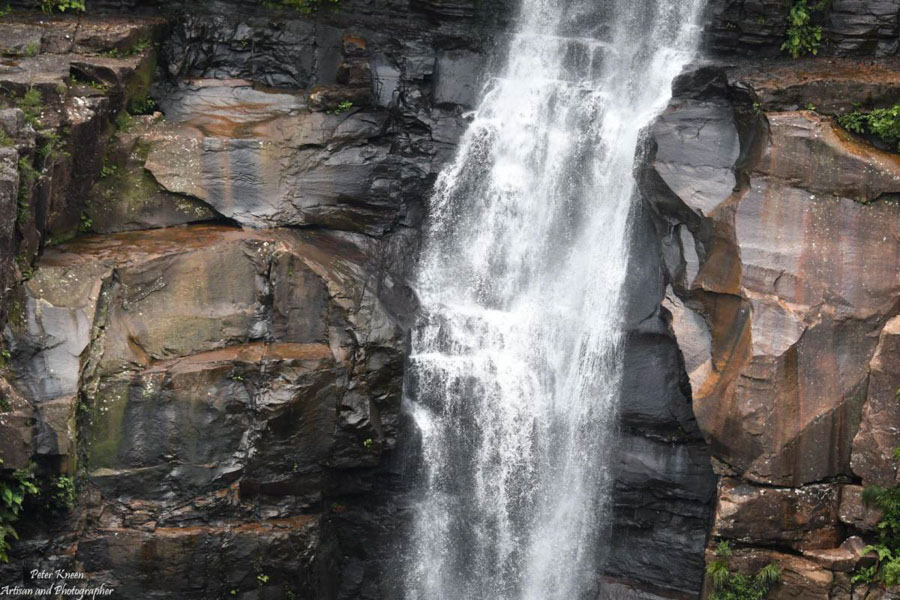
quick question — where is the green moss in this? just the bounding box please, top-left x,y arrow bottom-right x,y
16,156 -> 39,225
85,382 -> 129,469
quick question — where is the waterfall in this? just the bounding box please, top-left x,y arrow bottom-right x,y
403,1 -> 706,598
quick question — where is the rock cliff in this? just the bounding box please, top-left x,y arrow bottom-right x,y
0,1 -> 897,599
638,1 -> 900,596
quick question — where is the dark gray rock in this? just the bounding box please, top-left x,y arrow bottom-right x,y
702,0 -> 900,58
607,434 -> 717,596
433,49 -> 483,107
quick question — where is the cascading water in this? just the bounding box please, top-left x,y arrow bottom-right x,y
404,1 -> 705,598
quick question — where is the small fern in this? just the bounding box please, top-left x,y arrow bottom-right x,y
706,542 -> 781,600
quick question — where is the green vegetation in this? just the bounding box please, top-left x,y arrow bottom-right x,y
852,485 -> 900,585
0,463 -> 39,563
102,38 -> 150,58
37,131 -> 66,165
782,0 -> 828,59
706,541 -> 781,600
17,156 -> 39,225
129,95 -> 157,115
37,0 -> 86,14
328,100 -> 354,115
363,437 -> 374,449
1,465 -> 78,563
0,129 -> 12,147
264,0 -> 340,14
23,42 -> 40,58
837,104 -> 900,152
78,213 -> 93,232
100,160 -> 118,178
19,87 -> 44,128
114,111 -> 134,131
46,475 -> 76,512
0,4 -> 12,18
69,74 -> 108,91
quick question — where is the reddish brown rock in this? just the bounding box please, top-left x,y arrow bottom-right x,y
729,59 -> 900,114
839,486 -> 883,532
705,548 -> 834,600
801,546 -> 857,572
851,316 -> 900,487
712,478 -> 841,549
683,111 -> 900,486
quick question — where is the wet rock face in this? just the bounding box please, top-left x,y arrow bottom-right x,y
702,0 -> 900,57
0,2 -> 897,600
5,226 -> 411,598
640,55 -> 900,599
0,3 -> 492,599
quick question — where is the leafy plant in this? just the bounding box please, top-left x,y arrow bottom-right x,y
328,100 -> 353,115
37,0 -> 86,14
129,95 -> 157,115
19,87 -> 44,128
852,485 -> 900,584
37,131 -> 66,165
46,475 -> 76,511
781,0 -> 827,59
0,4 -> 11,17
838,104 -> 900,151
0,463 -> 39,563
706,541 -> 781,600
102,38 -> 150,58
78,213 -> 93,233
100,160 -> 118,178
264,0 -> 340,15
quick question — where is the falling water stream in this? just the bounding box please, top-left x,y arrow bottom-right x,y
404,1 -> 706,598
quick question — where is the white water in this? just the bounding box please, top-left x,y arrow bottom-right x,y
404,1 -> 705,599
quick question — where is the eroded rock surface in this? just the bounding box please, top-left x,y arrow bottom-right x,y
641,53 -> 900,600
